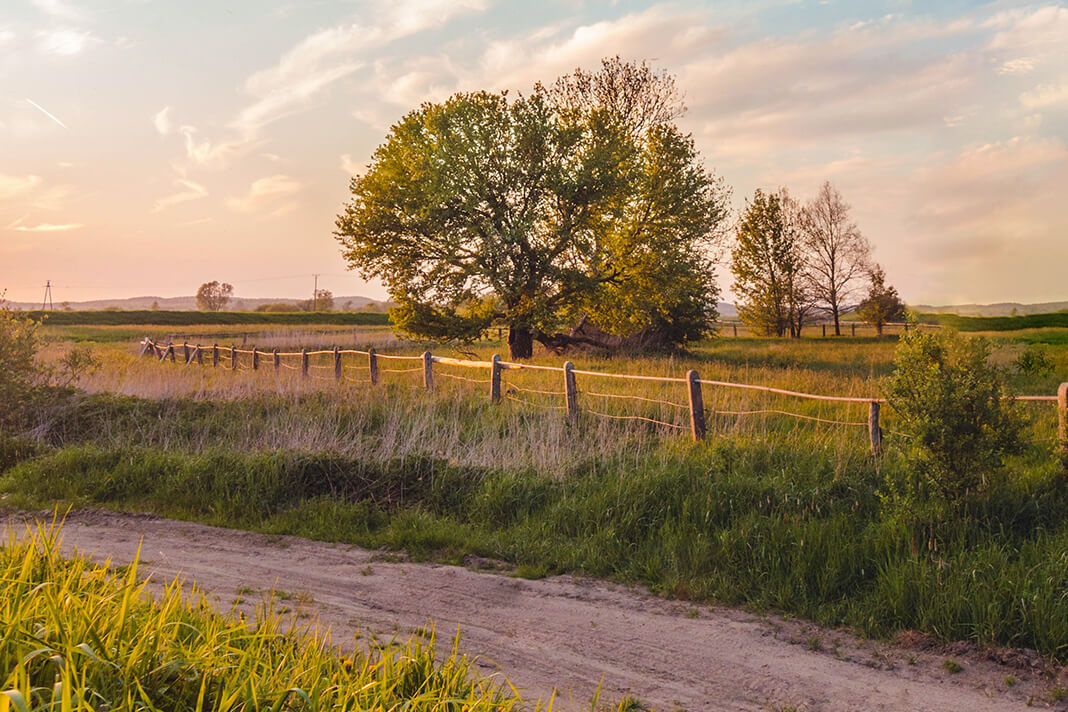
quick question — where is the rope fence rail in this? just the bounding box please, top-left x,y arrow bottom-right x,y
138,337 -> 1068,457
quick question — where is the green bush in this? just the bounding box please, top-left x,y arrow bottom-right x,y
0,308 -> 43,431
884,327 -> 1023,506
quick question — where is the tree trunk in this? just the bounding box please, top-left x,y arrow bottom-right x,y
875,320 -> 884,337
832,305 -> 841,336
508,327 -> 534,360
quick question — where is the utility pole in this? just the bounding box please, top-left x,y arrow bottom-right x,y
41,281 -> 53,310
312,274 -> 319,312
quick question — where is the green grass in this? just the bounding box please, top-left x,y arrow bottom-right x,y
26,310 -> 389,326
4,326 -> 1068,668
0,520 -> 544,711
919,311 -> 1068,332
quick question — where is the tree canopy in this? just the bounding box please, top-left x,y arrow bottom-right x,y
857,264 -> 905,335
335,61 -> 729,359
195,281 -> 233,312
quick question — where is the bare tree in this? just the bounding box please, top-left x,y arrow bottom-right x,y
801,182 -> 870,336
547,56 -> 685,137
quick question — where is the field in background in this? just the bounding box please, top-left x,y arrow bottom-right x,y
5,320 -> 1068,661
24,309 -> 389,326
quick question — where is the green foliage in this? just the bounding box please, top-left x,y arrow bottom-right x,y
731,189 -> 806,337
335,64 -> 728,357
0,308 -> 41,426
884,328 -> 1024,505
20,310 -> 388,326
0,522 -> 529,711
856,265 -> 905,336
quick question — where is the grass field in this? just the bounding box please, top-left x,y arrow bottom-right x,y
4,322 -> 1068,662
24,309 -> 390,327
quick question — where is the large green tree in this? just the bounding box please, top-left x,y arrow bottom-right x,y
334,63 -> 728,359
856,264 -> 905,336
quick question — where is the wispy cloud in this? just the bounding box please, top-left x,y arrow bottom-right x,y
225,175 -> 301,214
36,28 -> 96,56
30,0 -> 84,21
11,222 -> 84,232
0,174 -> 44,200
153,179 -> 208,212
153,106 -> 173,135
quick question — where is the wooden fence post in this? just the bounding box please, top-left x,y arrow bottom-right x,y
196,344 -> 203,365
301,349 -> 308,377
231,345 -> 237,371
168,345 -> 176,362
422,351 -> 433,390
1058,383 -> 1067,456
183,342 -> 190,363
687,369 -> 706,442
273,348 -> 280,373
212,344 -> 219,368
368,347 -> 379,385
334,346 -> 341,381
252,347 -> 259,370
490,354 -> 502,403
851,323 -> 856,337
138,337 -> 151,357
563,361 -> 578,422
869,401 -> 882,457
732,324 -> 737,337
822,324 -> 826,338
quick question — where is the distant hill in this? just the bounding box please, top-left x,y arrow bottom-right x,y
909,301 -> 1068,317
4,295 -> 388,312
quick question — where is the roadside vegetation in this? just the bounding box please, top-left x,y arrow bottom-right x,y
0,521 -> 547,711
3,315 -> 1068,662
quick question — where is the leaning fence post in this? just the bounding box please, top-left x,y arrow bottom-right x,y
252,347 -> 259,370
687,370 -> 706,441
869,401 -> 883,457
138,337 -> 151,357
368,347 -> 379,385
301,348 -> 308,377
563,361 -> 578,422
334,346 -> 342,381
231,345 -> 237,371
1058,383 -> 1067,456
273,348 -> 280,373
490,354 -> 502,404
422,351 -> 433,390
212,344 -> 219,368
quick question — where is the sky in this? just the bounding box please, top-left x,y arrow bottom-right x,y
1,0 -> 1066,307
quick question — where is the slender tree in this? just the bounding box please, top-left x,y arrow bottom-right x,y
731,189 -> 805,337
856,264 -> 905,336
800,182 -> 871,335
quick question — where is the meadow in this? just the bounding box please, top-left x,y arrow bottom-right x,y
4,321 -> 1068,663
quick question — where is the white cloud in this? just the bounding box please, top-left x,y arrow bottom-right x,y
153,178 -> 208,212
0,174 -> 43,200
12,222 -> 84,232
998,57 -> 1035,75
340,153 -> 363,175
1020,81 -> 1068,109
153,106 -> 173,135
225,175 -> 301,214
30,0 -> 84,21
36,28 -> 96,56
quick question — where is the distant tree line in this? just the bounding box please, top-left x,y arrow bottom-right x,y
730,182 -> 903,337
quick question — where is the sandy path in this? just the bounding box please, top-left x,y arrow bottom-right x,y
4,510 -> 1061,712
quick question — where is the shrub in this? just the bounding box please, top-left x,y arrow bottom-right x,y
0,307 -> 43,431
883,327 -> 1023,506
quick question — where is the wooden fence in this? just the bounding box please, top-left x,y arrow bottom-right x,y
138,338 -> 1068,457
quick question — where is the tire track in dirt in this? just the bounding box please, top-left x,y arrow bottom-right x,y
4,510 -> 1060,712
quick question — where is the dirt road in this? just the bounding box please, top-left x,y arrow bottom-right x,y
5,510 -> 1061,711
